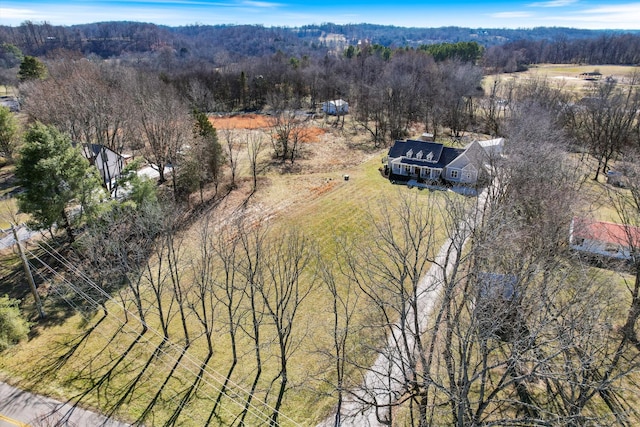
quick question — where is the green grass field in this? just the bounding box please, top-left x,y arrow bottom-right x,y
0,129 -> 462,425
2,76 -> 638,424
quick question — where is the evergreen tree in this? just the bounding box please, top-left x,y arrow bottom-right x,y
18,55 -> 46,81
16,123 -> 102,242
0,296 -> 30,351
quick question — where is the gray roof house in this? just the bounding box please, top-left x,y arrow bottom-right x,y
385,138 -> 492,186
81,144 -> 125,193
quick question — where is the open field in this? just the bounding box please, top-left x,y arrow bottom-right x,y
486,64 -> 640,95
0,114 -> 461,425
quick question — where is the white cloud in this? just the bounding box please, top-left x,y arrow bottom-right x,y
581,2 -> 640,15
241,0 -> 281,8
0,7 -> 41,21
528,0 -> 578,7
554,2 -> 640,27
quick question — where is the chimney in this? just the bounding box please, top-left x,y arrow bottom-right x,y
419,133 -> 434,142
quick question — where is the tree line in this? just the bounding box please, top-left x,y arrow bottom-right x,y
0,20 -> 637,67
485,33 -> 640,73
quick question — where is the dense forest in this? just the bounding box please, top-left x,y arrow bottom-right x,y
1,21 -> 639,64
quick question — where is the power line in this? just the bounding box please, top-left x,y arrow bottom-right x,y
27,238 -> 302,426
28,253 -> 270,426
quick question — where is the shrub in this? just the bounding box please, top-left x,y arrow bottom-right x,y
0,295 -> 30,351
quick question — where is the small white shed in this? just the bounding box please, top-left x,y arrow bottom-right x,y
322,99 -> 349,115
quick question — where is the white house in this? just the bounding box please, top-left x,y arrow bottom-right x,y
82,144 -> 125,192
385,139 -> 493,186
569,217 -> 640,261
322,99 -> 349,115
478,137 -> 504,159
443,140 -> 489,184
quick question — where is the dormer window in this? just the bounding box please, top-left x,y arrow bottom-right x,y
426,152 -> 434,161
406,149 -> 413,158
416,150 -> 423,159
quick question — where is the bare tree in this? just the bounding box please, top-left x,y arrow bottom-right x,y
220,127 -> 239,188
478,78 -> 513,137
568,75 -> 639,181
267,92 -> 309,163
608,157 -> 640,353
318,241 -> 361,427
133,72 -> 192,189
258,227 -> 317,426
22,60 -> 135,193
247,131 -> 265,194
237,218 -> 268,426
438,61 -> 484,139
202,217 -> 247,422
338,192 -> 449,425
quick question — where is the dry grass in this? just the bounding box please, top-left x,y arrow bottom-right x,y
486,64 -> 640,97
0,114 -> 455,425
3,106 -> 636,425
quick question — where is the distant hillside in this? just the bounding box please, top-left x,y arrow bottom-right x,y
0,21 -> 638,65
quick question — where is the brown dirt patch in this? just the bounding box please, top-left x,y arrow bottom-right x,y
301,127 -> 326,143
210,113 -> 326,142
309,179 -> 339,197
209,114 -> 271,129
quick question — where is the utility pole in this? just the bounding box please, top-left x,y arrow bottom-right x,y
11,224 -> 45,319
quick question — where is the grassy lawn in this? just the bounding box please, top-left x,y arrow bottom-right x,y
2,90 -> 637,424
0,163 -> 23,230
0,161 -> 454,425
0,116 -> 465,425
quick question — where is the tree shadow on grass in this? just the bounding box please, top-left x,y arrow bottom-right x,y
60,325 -> 149,422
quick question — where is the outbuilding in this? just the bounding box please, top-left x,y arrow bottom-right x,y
322,99 -> 349,115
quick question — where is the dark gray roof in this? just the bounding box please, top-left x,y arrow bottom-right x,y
388,139 -> 463,169
85,143 -> 103,157
83,143 -> 122,158
477,272 -> 518,301
441,146 -> 465,167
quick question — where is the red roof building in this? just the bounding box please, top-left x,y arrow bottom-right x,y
569,217 -> 640,261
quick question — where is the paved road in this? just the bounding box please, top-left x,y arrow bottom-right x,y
0,382 -> 130,427
0,226 -> 40,251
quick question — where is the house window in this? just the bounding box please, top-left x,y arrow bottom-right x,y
416,150 -> 423,159
450,170 -> 459,179
406,149 -> 413,158
405,165 -> 411,174
425,152 -> 433,161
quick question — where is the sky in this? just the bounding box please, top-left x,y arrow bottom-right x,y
1,0 -> 640,30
